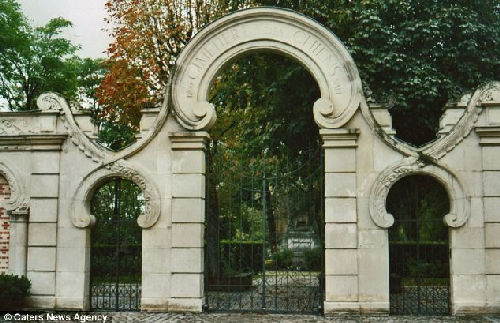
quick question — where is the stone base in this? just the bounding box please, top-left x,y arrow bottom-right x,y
453,302 -> 492,315
168,298 -> 203,312
141,298 -> 169,312
28,296 -> 56,309
324,301 -> 360,314
55,297 -> 87,311
358,302 -> 389,314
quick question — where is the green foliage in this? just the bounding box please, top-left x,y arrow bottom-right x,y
387,175 -> 449,242
90,178 -> 144,282
209,52 -> 320,159
269,248 -> 294,270
0,0 -> 81,110
96,121 -> 136,151
257,0 -> 500,145
304,247 -> 322,271
219,240 -> 264,274
0,274 -> 31,309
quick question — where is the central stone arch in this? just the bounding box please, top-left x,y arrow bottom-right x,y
171,7 -> 363,130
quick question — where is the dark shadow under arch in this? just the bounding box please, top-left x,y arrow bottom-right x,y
89,177 -> 144,311
387,174 -> 450,316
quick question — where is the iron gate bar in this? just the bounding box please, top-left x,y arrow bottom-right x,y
90,178 -> 142,311
389,217 -> 450,315
205,145 -> 324,314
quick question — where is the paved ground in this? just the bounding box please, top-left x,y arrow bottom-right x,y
1,312 -> 500,323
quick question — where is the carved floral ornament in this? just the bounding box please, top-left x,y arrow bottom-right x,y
0,162 -> 29,214
171,7 -> 363,130
70,161 -> 161,229
369,157 -> 470,229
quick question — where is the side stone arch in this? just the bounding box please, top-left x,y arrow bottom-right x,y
369,157 -> 470,228
0,162 -> 29,213
171,7 -> 363,130
70,161 -> 161,229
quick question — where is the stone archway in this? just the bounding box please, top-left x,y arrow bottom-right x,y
171,7 -> 363,131
168,7 -> 365,313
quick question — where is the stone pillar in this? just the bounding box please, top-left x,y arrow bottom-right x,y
27,150 -> 62,309
477,125 -> 500,313
321,128 -> 360,314
168,132 -> 208,312
8,211 -> 29,276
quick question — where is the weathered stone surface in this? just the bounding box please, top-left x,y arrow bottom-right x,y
172,223 -> 204,248
325,224 -> 357,248
28,271 -> 56,295
325,198 -> 357,223
0,8 -> 499,316
325,173 -> 356,197
485,223 -> 500,248
451,249 -> 485,275
484,197 -> 500,222
485,249 -> 500,274
27,247 -> 56,271
325,275 -> 358,302
171,273 -> 203,298
172,198 -> 204,223
171,248 -> 203,273
324,149 -> 356,172
172,150 -> 206,174
30,174 -> 59,198
451,227 -> 485,249
484,171 -> 500,196
325,249 -> 358,275
28,223 -> 57,246
30,198 -> 58,222
172,174 -> 205,198
358,248 -> 388,302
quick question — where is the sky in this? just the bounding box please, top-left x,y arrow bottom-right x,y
17,0 -> 112,58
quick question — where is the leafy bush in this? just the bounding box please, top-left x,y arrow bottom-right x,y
269,248 -> 294,270
304,247 -> 322,271
219,240 -> 263,275
0,274 -> 30,309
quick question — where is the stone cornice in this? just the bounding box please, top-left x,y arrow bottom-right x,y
475,127 -> 500,146
320,128 -> 359,148
0,134 -> 67,150
169,132 -> 210,151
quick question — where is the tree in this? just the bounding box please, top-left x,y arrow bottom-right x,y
97,0 -> 250,129
0,0 -> 81,111
264,0 -> 500,145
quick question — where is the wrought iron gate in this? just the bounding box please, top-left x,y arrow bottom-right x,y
90,178 -> 142,311
389,188 -> 450,315
205,147 -> 324,314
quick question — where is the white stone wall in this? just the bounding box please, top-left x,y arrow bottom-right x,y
0,8 -> 498,316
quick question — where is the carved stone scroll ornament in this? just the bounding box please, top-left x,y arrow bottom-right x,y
359,82 -> 500,162
369,157 -> 470,228
0,162 -> 29,214
71,161 -> 161,229
171,7 -> 362,131
37,93 -> 106,163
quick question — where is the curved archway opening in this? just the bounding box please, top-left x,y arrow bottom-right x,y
204,51 -> 324,313
386,174 -> 450,315
89,177 -> 144,311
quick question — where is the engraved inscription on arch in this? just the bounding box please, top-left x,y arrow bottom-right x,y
172,8 -> 362,130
